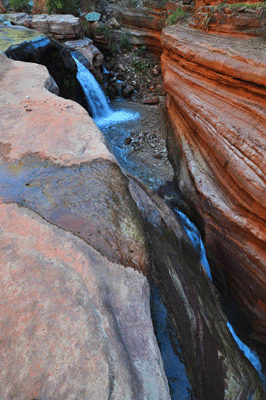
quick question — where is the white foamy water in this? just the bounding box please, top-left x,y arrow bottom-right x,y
72,55 -> 139,128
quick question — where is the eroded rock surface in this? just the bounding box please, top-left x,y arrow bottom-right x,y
1,13 -> 82,40
112,4 -> 166,53
191,3 -> 266,36
65,37 -> 104,70
2,25 -> 82,101
0,201 -> 169,400
161,24 -> 266,355
0,53 -> 172,398
129,176 -> 264,400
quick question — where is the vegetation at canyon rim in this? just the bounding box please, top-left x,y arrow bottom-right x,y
46,0 -> 79,15
7,0 -> 79,14
167,7 -> 189,25
9,0 -> 30,11
199,1 -> 266,30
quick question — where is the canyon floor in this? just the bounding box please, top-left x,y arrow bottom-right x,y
101,47 -> 174,191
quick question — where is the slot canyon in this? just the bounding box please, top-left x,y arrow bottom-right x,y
0,0 -> 266,398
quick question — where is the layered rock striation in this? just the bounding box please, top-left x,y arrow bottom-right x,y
161,24 -> 266,354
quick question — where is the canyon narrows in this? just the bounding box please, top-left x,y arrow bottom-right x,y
1,2 -> 266,399
161,23 -> 266,357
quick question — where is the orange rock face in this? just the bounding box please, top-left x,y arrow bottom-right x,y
112,4 -> 167,54
161,25 -> 266,354
191,4 -> 266,36
196,0 -> 261,7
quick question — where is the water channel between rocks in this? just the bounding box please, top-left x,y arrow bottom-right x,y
74,58 -> 265,398
73,54 -> 174,192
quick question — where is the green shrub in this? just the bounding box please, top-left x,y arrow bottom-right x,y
9,0 -> 29,12
132,58 -> 150,73
80,19 -> 92,37
47,0 -> 79,15
167,8 -> 188,25
119,31 -> 132,51
136,45 -> 146,56
111,41 -> 120,53
96,23 -> 114,42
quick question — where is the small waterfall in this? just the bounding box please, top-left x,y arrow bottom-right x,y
73,55 -> 110,119
174,208 -> 262,374
175,209 -> 212,280
72,55 -> 139,128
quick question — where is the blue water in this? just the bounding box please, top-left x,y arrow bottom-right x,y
227,322 -> 262,373
174,208 -> 263,375
150,284 -> 192,399
72,55 -> 139,128
175,209 -> 212,280
72,52 -> 264,390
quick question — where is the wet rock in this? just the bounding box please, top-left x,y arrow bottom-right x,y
125,136 -> 132,145
4,27 -> 80,101
128,176 -> 265,400
0,24 -> 43,52
0,52 -> 171,399
122,84 -> 135,98
5,12 -> 31,27
0,53 -> 149,273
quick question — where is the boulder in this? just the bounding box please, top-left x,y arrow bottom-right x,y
161,24 -> 266,355
122,84 -> 135,98
4,12 -> 32,27
2,13 -> 82,40
0,201 -> 170,400
46,14 -> 82,40
4,26 -> 80,101
65,37 -> 104,70
0,53 -> 171,399
30,13 -> 49,33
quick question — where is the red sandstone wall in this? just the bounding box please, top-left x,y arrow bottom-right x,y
161,25 -> 266,355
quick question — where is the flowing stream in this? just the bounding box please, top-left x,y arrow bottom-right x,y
73,56 -> 264,396
174,209 -> 263,376
73,55 -> 139,128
